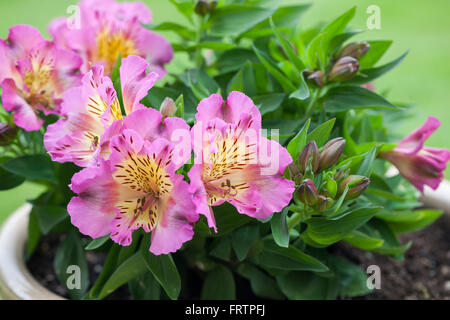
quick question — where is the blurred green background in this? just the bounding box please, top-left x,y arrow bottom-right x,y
0,0 -> 449,225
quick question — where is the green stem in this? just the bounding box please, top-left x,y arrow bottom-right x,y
195,15 -> 205,67
305,87 -> 322,118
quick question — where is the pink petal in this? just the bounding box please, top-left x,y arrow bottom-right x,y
1,79 -> 43,131
120,55 -> 159,115
68,160 -> 118,238
150,175 -> 198,255
396,116 -> 441,155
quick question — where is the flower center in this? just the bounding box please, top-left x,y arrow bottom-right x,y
96,29 -> 137,75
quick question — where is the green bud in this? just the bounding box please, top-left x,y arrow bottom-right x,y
297,179 -> 318,206
328,56 -> 359,82
0,123 -> 17,146
338,175 -> 370,200
288,163 -> 303,185
195,0 -> 217,16
323,179 -> 338,198
338,42 -> 370,60
298,141 -> 319,173
160,97 -> 177,119
318,138 -> 346,172
316,195 -> 334,212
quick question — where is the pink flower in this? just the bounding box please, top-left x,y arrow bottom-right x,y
68,129 -> 198,255
0,25 -> 82,131
380,116 -> 450,193
44,55 -> 189,168
188,92 -> 295,232
49,0 -> 173,78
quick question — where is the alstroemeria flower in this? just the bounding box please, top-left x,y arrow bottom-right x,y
44,55 -> 161,167
0,25 -> 82,131
188,92 -> 295,232
68,129 -> 198,254
380,116 -> 450,193
49,0 -> 173,78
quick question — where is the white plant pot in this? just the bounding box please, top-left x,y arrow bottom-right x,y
0,182 -> 449,300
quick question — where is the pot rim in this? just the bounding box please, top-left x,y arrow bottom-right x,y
0,204 -> 64,300
0,180 -> 449,300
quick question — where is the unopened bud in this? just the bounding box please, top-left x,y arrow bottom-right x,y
297,179 -> 318,206
195,0 -> 217,16
288,163 -> 303,184
328,56 -> 359,82
298,141 -> 319,173
338,42 -> 370,60
316,195 -> 334,212
334,169 -> 349,181
318,138 -> 346,172
160,97 -> 177,119
338,175 -> 370,200
306,70 -> 324,87
0,123 -> 17,146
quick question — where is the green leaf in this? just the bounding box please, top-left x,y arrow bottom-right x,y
98,252 -> 147,300
129,272 -> 161,300
54,232 -> 89,300
211,202 -> 252,236
276,271 -> 338,300
168,0 -> 194,24
289,72 -> 310,100
306,118 -> 336,147
366,219 -> 412,256
349,51 -> 408,85
85,235 -> 110,250
232,224 -> 259,261
236,263 -> 285,299
357,146 -> 378,177
306,6 -> 356,68
257,239 -> 329,272
209,237 -> 232,262
287,119 -> 310,160
141,247 -> 181,300
209,5 -> 276,37
252,44 -> 297,92
306,206 -> 382,245
174,94 -> 184,118
2,155 -> 55,182
253,93 -> 285,115
270,207 -> 289,248
227,61 -> 256,96
330,256 -> 372,297
143,22 -> 195,40
0,166 -> 25,190
191,42 -> 237,51
215,48 -> 258,73
378,209 -> 443,234
201,265 -> 236,299
342,230 -> 384,250
323,86 -> 400,112
26,208 -> 41,259
358,40 -> 393,69
33,205 -> 68,234
270,18 -> 305,72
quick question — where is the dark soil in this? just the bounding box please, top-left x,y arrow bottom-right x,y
27,217 -> 450,300
26,234 -> 131,300
335,217 -> 450,300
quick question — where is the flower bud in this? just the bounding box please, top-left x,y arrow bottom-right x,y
334,169 -> 349,181
297,179 -> 318,206
338,175 -> 370,200
288,163 -> 303,185
328,56 -> 359,82
0,123 -> 17,146
298,141 -> 319,173
195,0 -> 217,16
318,138 -> 346,172
306,70 -> 324,87
160,97 -> 177,119
338,42 -> 370,60
316,195 -> 334,212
